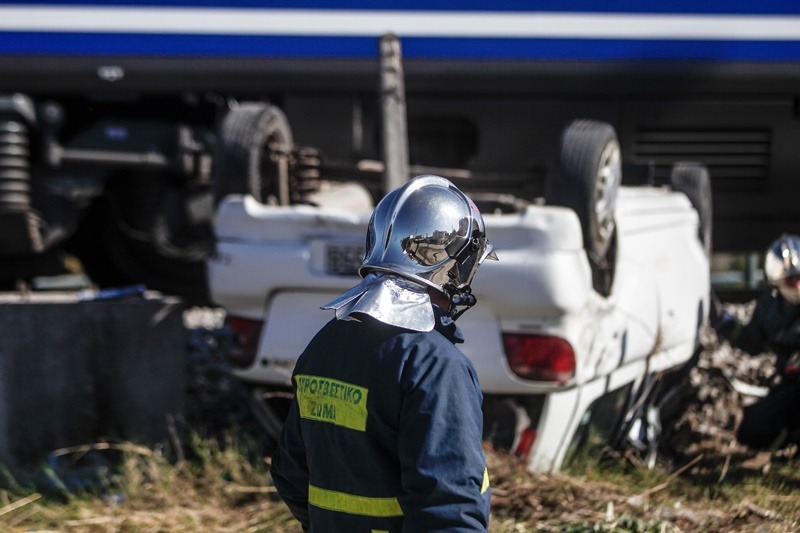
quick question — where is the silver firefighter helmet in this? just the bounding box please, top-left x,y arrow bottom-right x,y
361,175 -> 497,298
764,234 -> 800,305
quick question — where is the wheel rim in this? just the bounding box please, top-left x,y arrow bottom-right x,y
593,141 -> 621,252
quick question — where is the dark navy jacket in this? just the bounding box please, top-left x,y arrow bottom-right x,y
726,289 -> 800,448
734,290 -> 800,358
270,306 -> 490,532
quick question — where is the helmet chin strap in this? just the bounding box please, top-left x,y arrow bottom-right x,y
443,283 -> 478,320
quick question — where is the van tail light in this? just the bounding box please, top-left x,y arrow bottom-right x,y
502,333 -> 576,384
225,315 -> 264,368
514,428 -> 537,464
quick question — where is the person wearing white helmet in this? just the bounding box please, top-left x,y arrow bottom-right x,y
271,175 -> 497,532
716,234 -> 800,450
764,234 -> 800,306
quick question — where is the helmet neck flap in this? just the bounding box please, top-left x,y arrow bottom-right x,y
321,272 -> 436,331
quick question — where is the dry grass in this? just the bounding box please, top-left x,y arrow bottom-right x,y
0,435 -> 301,533
1,438 -> 798,532
488,445 -> 800,532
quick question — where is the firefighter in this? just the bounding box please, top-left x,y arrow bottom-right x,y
271,175 -> 497,531
716,234 -> 800,449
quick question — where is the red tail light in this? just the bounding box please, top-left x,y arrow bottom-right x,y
514,428 -> 537,463
225,315 -> 264,368
502,333 -> 576,384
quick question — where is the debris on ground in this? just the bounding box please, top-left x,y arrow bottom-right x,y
668,301 -> 797,476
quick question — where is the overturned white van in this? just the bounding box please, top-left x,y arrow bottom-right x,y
208,120 -> 711,472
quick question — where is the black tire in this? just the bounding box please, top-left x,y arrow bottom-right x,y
545,119 -> 621,294
213,103 -> 293,205
670,162 -> 713,257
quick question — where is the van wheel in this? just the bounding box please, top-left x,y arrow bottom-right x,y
213,103 -> 293,205
546,119 -> 621,295
670,162 -> 713,257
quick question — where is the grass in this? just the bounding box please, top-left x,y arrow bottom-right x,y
0,434 -> 300,533
1,436 -> 798,532
488,442 -> 800,532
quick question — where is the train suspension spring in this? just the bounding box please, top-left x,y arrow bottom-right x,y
0,119 -> 31,209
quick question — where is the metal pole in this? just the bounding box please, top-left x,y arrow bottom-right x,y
379,33 -> 410,194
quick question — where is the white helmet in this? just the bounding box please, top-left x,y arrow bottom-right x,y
764,234 -> 800,304
361,175 -> 497,309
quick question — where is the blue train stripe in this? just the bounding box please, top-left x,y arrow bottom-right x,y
0,1 -> 798,16
1,7 -> 800,41
2,3 -> 800,61
3,33 -> 800,62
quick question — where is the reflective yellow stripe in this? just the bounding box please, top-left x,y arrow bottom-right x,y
308,485 -> 403,517
295,374 -> 369,432
481,468 -> 490,494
